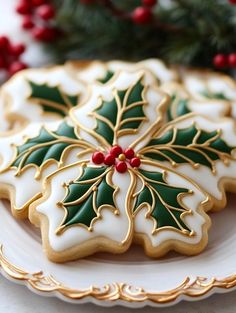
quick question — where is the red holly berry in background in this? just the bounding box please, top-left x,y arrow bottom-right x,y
0,35 -> 28,77
213,54 -> 228,68
116,161 -> 128,173
0,36 -> 9,49
36,4 -> 55,20
8,61 -> 27,76
228,53 -> 236,67
0,55 -> 7,69
229,0 -> 236,4
132,6 -> 152,24
31,0 -> 47,7
22,15 -> 35,29
8,43 -> 26,57
142,0 -> 157,7
16,0 -> 32,15
32,27 -> 57,41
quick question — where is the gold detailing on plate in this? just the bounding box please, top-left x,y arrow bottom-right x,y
0,244 -> 236,304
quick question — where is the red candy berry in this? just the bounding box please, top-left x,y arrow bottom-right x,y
8,61 -> 27,76
104,153 -> 116,166
124,148 -> 135,159
130,157 -> 141,168
110,145 -> 123,157
8,43 -> 26,57
0,36 -> 9,49
132,7 -> 152,24
228,53 -> 236,67
213,54 -> 228,68
16,0 -> 32,15
92,151 -> 105,164
36,4 -> 55,20
142,0 -> 157,7
22,15 -> 35,29
116,161 -> 127,173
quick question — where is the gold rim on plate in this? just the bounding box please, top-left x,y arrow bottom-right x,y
0,245 -> 236,304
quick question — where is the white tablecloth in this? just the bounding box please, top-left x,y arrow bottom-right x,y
0,1 -> 236,311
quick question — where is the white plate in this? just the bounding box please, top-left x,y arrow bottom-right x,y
0,194 -> 236,308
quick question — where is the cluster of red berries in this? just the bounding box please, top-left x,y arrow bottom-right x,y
92,145 -> 141,173
0,36 -> 27,77
16,0 -> 58,42
213,53 -> 236,69
80,0 -> 157,25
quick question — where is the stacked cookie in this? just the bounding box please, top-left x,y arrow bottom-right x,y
0,59 -> 236,262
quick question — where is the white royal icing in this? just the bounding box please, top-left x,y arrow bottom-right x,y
67,59 -> 178,85
181,70 -> 236,119
0,118 -> 89,210
0,66 -> 86,129
134,163 -> 208,248
35,163 -> 132,252
71,70 -> 169,152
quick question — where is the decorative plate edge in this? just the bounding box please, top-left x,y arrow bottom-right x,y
0,244 -> 235,304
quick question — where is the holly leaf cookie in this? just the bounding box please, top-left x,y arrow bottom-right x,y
66,59 -> 178,86
180,69 -> 236,118
160,82 -> 231,121
0,118 -> 95,218
26,68 -> 236,262
0,66 -> 86,131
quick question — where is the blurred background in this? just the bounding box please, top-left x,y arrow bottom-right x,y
1,0 -> 236,85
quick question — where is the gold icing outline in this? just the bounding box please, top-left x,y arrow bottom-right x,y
56,164 -> 119,234
65,59 -> 178,87
1,244 -> 236,304
5,122 -> 95,179
138,120 -> 233,175
0,66 -> 86,131
70,70 -> 170,150
29,159 -> 135,262
160,81 -> 231,120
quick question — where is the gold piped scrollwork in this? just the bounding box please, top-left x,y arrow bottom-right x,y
1,244 -> 236,304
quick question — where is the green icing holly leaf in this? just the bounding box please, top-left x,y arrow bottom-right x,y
57,166 -> 117,231
28,81 -> 80,117
167,95 -> 191,121
11,121 -> 86,178
92,78 -> 147,145
201,90 -> 229,100
133,169 -> 191,232
141,125 -> 234,172
97,70 -> 114,84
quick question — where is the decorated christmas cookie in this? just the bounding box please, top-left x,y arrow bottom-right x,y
180,69 -> 236,118
24,69 -> 236,262
0,69 -> 167,220
160,82 -> 231,121
66,58 -> 178,85
0,65 -> 86,131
